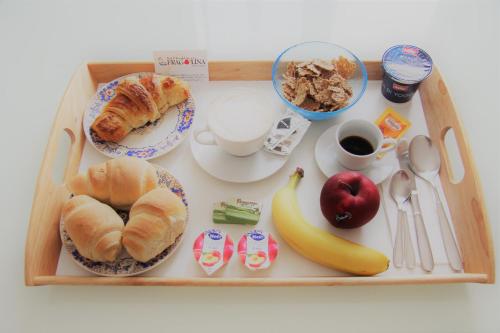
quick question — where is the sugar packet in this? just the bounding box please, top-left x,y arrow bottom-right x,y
264,109 -> 311,155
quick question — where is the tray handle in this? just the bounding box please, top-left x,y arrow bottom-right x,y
418,67 -> 494,282
25,63 -> 93,285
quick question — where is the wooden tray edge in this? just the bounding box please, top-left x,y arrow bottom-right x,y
419,67 -> 495,283
86,60 -> 384,83
25,60 -> 494,286
31,273 -> 489,287
25,62 -> 92,286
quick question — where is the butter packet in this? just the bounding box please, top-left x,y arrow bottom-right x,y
375,107 -> 411,157
264,109 -> 311,155
213,198 -> 262,225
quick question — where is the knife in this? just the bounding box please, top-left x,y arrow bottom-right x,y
396,139 -> 435,272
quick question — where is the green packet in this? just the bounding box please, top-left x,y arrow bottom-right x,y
213,198 -> 261,225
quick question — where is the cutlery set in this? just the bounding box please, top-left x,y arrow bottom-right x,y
389,136 -> 463,272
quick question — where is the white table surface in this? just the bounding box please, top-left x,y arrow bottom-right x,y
1,0 -> 499,332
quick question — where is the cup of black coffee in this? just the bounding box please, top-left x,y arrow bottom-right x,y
334,119 -> 396,170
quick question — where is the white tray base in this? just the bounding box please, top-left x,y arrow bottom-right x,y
56,81 -> 460,278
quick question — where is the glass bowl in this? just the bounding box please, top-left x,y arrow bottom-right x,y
272,41 -> 368,121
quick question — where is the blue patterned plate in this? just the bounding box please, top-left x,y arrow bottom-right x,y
60,166 -> 188,277
83,72 -> 195,160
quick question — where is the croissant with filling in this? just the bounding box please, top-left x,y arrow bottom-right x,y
91,74 -> 190,142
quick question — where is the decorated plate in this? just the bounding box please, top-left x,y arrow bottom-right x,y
60,166 -> 188,277
83,72 -> 195,160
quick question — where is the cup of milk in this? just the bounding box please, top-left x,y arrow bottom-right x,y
194,90 -> 275,156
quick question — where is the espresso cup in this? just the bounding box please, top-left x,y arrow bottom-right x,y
334,119 -> 396,170
194,92 -> 274,157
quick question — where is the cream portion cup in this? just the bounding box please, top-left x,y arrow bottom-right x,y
334,119 -> 397,170
194,92 -> 275,157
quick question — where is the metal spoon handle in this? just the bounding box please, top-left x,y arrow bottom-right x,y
402,210 -> 416,269
432,185 -> 463,271
410,192 -> 434,272
393,208 -> 405,268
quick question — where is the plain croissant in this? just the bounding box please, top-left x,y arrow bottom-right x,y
62,195 -> 124,262
67,156 -> 158,209
123,188 -> 187,262
91,73 -> 190,142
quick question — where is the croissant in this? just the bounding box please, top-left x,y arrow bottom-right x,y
67,156 -> 158,209
62,195 -> 124,262
123,188 -> 187,262
91,74 -> 190,142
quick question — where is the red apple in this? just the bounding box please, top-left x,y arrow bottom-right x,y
320,171 -> 380,229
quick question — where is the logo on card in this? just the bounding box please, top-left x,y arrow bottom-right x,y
154,50 -> 208,82
158,56 -> 206,66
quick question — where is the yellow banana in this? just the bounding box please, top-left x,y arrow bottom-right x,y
272,167 -> 389,276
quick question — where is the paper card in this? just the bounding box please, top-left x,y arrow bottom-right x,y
153,50 -> 209,82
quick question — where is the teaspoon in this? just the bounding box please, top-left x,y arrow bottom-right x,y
389,170 -> 416,269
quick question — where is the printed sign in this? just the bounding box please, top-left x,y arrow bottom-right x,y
153,50 -> 208,82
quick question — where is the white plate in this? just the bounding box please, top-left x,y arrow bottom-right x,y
190,129 -> 289,183
60,166 -> 188,277
315,125 -> 394,184
83,72 -> 195,160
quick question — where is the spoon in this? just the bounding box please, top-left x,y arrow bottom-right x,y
397,139 -> 434,272
409,135 -> 463,272
389,170 -> 416,269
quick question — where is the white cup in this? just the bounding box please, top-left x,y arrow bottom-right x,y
334,119 -> 397,170
194,92 -> 275,157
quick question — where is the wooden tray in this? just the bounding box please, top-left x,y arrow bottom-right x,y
25,61 -> 495,286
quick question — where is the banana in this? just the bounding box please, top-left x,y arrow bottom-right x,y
272,167 -> 389,276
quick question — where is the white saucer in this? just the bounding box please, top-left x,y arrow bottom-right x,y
315,125 -> 394,184
190,130 -> 289,183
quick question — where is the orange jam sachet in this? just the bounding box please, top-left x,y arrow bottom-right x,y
375,107 -> 411,138
375,107 -> 411,156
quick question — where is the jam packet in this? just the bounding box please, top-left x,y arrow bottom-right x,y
213,198 -> 262,225
237,230 -> 278,271
193,229 -> 234,276
264,109 -> 311,155
375,107 -> 411,157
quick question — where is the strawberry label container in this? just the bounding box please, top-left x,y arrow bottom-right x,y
238,230 -> 278,270
193,229 -> 234,275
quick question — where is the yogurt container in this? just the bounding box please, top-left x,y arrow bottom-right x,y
237,230 -> 278,271
381,45 -> 433,103
193,229 -> 234,275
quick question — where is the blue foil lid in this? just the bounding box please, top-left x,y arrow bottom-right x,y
382,45 -> 433,84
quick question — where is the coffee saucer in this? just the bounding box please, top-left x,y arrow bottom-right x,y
315,125 -> 394,184
190,130 -> 289,183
